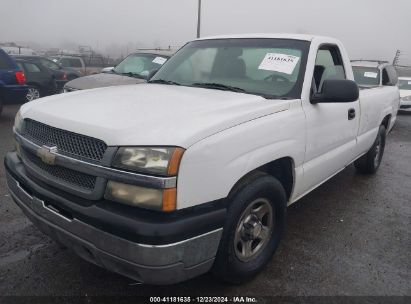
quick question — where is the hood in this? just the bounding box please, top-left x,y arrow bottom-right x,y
400,89 -> 411,98
65,72 -> 146,90
21,84 -> 291,148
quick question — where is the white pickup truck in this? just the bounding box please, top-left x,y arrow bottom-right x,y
5,34 -> 400,285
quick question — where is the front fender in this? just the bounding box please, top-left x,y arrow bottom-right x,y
177,104 -> 306,209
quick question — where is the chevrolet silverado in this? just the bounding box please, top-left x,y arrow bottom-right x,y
5,34 -> 400,285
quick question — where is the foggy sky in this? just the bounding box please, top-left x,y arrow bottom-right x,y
0,0 -> 410,63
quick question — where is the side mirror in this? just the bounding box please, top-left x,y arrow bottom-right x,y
311,79 -> 359,104
146,69 -> 159,80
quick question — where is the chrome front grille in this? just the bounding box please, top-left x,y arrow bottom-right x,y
14,124 -> 175,200
23,119 -> 107,163
24,150 -> 97,190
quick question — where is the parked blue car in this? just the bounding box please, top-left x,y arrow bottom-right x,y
0,49 -> 28,116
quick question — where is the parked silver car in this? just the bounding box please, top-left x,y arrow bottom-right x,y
63,51 -> 173,92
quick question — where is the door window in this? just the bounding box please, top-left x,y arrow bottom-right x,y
24,62 -> 41,73
0,53 -> 13,69
59,58 -> 82,68
59,58 -> 71,67
313,46 -> 346,92
69,59 -> 83,67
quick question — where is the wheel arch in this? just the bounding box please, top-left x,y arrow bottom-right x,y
26,82 -> 41,89
381,114 -> 391,131
228,157 -> 295,202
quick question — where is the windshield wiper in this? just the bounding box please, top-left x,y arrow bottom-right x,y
121,72 -> 145,79
149,79 -> 181,85
190,82 -> 246,93
261,95 -> 292,100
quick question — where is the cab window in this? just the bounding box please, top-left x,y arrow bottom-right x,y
382,65 -> 398,86
313,45 -> 346,92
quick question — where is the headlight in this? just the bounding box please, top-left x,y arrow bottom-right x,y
112,147 -> 184,176
14,110 -> 23,133
401,95 -> 411,101
63,86 -> 78,93
105,181 -> 176,211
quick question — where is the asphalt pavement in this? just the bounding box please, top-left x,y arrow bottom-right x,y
0,104 -> 410,298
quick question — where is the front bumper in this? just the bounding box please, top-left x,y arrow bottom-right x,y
399,99 -> 411,112
4,152 -> 224,284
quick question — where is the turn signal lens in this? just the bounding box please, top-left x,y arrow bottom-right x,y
162,188 -> 177,212
167,148 -> 185,176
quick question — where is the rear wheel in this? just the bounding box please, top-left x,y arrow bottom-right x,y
26,86 -> 41,102
354,125 -> 386,174
212,173 -> 286,284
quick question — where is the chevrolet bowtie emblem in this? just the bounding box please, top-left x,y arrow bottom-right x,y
37,146 -> 58,165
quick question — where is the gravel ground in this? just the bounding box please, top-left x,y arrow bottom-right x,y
0,104 -> 410,299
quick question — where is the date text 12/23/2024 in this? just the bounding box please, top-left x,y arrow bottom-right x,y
149,296 -> 258,303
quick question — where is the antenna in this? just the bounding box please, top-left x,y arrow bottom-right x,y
393,50 -> 401,66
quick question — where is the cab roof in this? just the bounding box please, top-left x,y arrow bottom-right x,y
351,60 -> 389,68
195,33 -> 323,42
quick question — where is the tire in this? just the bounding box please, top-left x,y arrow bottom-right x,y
354,125 -> 386,174
26,85 -> 41,102
212,172 -> 287,284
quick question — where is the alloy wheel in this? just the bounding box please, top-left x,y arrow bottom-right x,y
234,198 -> 274,262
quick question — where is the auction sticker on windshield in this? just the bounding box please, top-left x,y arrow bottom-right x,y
258,53 -> 300,74
364,72 -> 378,78
152,57 -> 167,65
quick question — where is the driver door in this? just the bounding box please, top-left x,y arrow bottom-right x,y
302,45 -> 359,192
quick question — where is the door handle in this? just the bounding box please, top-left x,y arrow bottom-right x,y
348,108 -> 356,120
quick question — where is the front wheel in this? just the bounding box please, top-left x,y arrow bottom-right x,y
212,173 -> 287,284
354,125 -> 386,174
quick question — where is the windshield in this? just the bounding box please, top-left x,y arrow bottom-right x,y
399,79 -> 411,90
39,58 -> 60,70
114,53 -> 168,78
352,66 -> 380,86
151,39 -> 310,99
